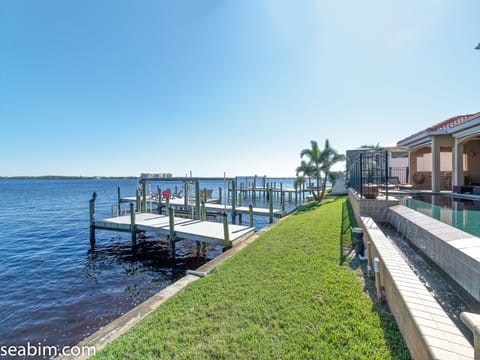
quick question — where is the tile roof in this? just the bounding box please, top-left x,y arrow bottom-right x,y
398,112 -> 480,145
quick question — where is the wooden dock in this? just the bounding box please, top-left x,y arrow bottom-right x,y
94,213 -> 254,247
89,193 -> 255,258
119,196 -> 283,218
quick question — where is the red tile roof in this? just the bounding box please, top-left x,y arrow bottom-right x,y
398,112 -> 480,145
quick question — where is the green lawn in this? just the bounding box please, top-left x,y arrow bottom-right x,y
94,197 -> 409,359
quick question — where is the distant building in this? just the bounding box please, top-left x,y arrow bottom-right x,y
140,172 -> 173,180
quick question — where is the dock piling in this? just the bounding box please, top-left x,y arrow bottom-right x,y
117,187 -> 121,217
157,186 -> 162,214
201,201 -> 206,221
222,212 -> 230,246
195,180 -> 200,220
142,182 -> 147,213
269,188 -> 273,224
249,204 -> 254,228
89,192 -> 97,249
130,202 -> 136,248
231,179 -> 237,224
135,190 -> 140,212
168,206 -> 176,258
184,182 -> 188,210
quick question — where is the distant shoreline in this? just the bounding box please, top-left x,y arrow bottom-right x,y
0,176 -> 296,181
0,176 -> 138,180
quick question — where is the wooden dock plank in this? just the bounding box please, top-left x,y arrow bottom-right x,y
119,197 -> 283,217
94,213 -> 254,246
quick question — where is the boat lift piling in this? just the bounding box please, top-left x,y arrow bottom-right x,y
168,206 -> 176,258
89,192 -> 96,249
130,202 -> 136,248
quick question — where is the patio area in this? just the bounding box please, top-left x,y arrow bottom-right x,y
397,112 -> 480,193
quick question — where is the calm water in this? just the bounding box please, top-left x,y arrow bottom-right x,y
0,178 -> 299,353
404,194 -> 480,237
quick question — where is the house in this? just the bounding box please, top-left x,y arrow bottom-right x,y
397,112 -> 480,192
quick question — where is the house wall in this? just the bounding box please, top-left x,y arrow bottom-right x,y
464,140 -> 480,185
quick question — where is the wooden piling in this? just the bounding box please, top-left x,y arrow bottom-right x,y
130,202 -> 136,247
135,190 -> 140,212
195,180 -> 200,220
269,188 -> 273,224
157,186 -> 162,214
168,206 -> 176,258
184,182 -> 188,210
89,192 -> 97,249
117,187 -> 121,217
201,201 -> 206,221
231,178 -> 237,224
222,212 -> 230,246
142,182 -> 147,213
196,241 -> 201,257
218,186 -> 222,204
249,204 -> 254,228
281,191 -> 285,214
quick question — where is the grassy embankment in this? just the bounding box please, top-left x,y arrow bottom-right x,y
95,197 -> 409,359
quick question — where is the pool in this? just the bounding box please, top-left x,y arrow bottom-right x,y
403,194 -> 480,237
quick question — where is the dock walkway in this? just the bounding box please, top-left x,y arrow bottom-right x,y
119,197 -> 284,217
94,213 -> 254,247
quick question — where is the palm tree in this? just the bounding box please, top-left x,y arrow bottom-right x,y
319,139 -> 345,200
295,160 -> 315,198
300,141 -> 323,200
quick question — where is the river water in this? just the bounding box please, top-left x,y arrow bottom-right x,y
0,178 -> 299,353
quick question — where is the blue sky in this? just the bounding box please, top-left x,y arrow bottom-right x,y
1,0 -> 479,177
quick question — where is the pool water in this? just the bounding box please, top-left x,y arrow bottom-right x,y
404,194 -> 480,237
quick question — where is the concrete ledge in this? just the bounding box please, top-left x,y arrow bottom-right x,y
348,188 -> 399,224
387,205 -> 480,302
361,216 -> 474,359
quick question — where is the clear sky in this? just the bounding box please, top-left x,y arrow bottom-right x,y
1,0 -> 479,177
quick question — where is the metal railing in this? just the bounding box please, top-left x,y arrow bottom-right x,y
347,151 -> 389,199
389,167 -> 409,184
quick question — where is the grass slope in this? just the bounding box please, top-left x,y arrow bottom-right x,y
95,197 -> 409,359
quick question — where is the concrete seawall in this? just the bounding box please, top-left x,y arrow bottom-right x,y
349,189 -> 475,359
